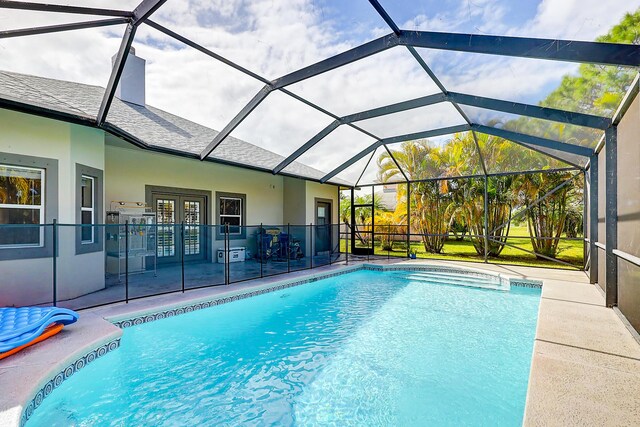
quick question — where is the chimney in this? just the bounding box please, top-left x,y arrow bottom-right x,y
112,47 -> 145,106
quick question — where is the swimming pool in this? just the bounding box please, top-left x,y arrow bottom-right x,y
28,269 -> 541,426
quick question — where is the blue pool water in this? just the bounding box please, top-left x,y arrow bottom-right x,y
28,270 -> 541,426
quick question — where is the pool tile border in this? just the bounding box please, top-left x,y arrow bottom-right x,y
18,262 -> 541,426
510,279 -> 543,289
113,264 -> 517,328
19,338 -> 121,427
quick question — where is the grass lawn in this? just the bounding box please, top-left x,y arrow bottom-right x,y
340,224 -> 585,270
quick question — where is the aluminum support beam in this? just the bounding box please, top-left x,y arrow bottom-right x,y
0,18 -> 129,39
605,126 -> 617,307
582,170 -> 588,271
274,88 -> 605,174
406,182 -> 411,257
199,85 -> 273,159
472,124 -> 593,157
144,21 -> 386,161
368,0 -> 401,34
350,188 -> 356,254
491,172 -> 582,234
320,124 -> 469,183
381,124 -> 470,146
201,34 -> 397,159
449,92 -> 611,130
399,31 -> 640,67
271,33 -> 399,89
96,23 -> 136,125
144,20 -> 270,85
383,144 -> 409,182
0,1 -> 134,17
355,167 -> 580,188
341,93 -> 447,123
355,150 -> 377,187
472,131 -> 487,175
273,93 -> 447,173
273,120 -> 341,174
483,175 -> 489,262
131,0 -> 167,24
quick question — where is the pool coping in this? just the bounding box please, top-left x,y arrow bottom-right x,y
0,261 -> 577,427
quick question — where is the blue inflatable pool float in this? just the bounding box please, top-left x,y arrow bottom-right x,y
0,307 -> 79,353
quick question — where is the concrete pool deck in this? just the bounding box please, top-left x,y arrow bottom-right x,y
1,260 -> 639,426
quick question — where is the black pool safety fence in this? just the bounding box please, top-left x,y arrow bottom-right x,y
1,222 -> 585,311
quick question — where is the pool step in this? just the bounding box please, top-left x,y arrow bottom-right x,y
406,271 -> 502,285
393,271 -> 505,291
403,270 -> 500,283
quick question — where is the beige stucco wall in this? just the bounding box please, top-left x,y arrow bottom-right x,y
283,177 -> 306,225
0,109 -> 105,306
1,107 -> 341,306
105,144 -> 284,227
306,181 -> 338,225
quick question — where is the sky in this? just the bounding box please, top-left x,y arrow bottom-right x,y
0,0 -> 638,182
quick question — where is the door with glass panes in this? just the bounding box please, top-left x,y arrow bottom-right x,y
152,193 -> 207,264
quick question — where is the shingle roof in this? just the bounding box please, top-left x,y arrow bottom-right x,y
0,70 -> 350,186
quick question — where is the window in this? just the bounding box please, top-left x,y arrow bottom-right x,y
0,164 -> 45,247
220,197 -> 242,234
75,164 -> 103,255
156,198 -> 176,257
216,192 -> 246,240
80,175 -> 95,243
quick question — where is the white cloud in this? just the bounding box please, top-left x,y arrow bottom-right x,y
512,0 -> 640,40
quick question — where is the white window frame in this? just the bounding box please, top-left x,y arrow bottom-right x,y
219,196 -> 242,235
0,164 -> 45,248
80,174 -> 95,244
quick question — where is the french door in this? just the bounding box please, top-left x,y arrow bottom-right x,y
152,193 -> 207,264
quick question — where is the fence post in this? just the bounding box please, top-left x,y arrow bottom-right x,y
371,185 -> 375,260
483,175 -> 489,263
328,224 -> 332,266
287,223 -> 291,272
224,224 -> 230,285
52,219 -> 57,307
350,188 -> 355,255
310,223 -> 313,270
387,223 -> 391,260
260,223 -> 263,278
181,222 -> 185,293
406,182 -> 411,258
582,170 -> 588,271
345,224 -> 349,265
125,220 -> 129,303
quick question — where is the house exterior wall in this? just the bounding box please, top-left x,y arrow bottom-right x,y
0,109 -> 105,306
104,144 -> 286,260
105,144 -> 284,227
283,177 -> 306,225
1,108 -> 341,307
305,181 -> 338,225
306,181 -> 339,254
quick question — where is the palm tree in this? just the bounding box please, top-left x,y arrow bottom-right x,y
519,171 -> 579,259
377,140 -> 450,253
